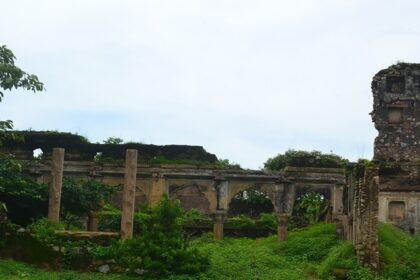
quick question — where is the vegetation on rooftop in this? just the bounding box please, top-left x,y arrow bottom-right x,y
264,150 -> 349,171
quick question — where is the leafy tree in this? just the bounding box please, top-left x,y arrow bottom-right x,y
0,157 -> 49,225
103,137 -> 124,144
0,45 -> 44,144
228,188 -> 274,217
0,45 -> 44,100
295,192 -> 328,224
61,177 -> 116,220
264,149 -> 348,170
0,45 -> 44,212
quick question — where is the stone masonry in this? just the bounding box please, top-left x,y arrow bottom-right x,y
371,63 -> 420,234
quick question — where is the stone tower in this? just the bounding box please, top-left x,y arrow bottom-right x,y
372,63 -> 420,161
371,63 -> 420,234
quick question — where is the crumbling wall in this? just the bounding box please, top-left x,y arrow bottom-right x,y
372,63 -> 420,162
352,165 -> 380,272
372,63 -> 420,235
1,131 -> 218,163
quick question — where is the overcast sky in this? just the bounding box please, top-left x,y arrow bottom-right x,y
1,1 -> 420,169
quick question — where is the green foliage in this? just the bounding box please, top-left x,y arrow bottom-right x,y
0,46 -> 44,146
0,159 -> 116,226
27,218 -> 65,245
61,177 -> 116,218
278,223 -> 340,262
264,149 -> 349,170
379,223 -> 420,279
0,260 -> 138,280
0,45 -> 44,101
216,158 -> 241,169
183,208 -> 206,220
316,242 -> 377,280
0,157 -> 48,225
228,188 -> 274,217
1,223 -> 419,279
102,137 -> 124,145
296,192 -> 328,224
94,195 -> 209,277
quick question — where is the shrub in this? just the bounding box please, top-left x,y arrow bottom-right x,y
93,195 -> 209,277
0,157 -> 48,226
379,223 -> 420,279
264,150 -> 348,170
278,223 -> 339,262
61,177 -> 116,219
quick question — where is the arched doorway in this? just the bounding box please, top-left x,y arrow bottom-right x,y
228,187 -> 274,217
169,184 -> 210,214
291,189 -> 330,228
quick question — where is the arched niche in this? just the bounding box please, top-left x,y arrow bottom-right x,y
227,186 -> 274,217
169,183 -> 211,214
290,185 -> 332,227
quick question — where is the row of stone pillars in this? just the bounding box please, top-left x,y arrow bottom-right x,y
47,148 -> 139,239
47,148 -> 290,242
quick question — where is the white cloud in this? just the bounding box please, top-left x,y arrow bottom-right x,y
1,0 -> 420,168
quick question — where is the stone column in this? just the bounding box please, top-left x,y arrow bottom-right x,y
88,212 -> 99,231
212,210 -> 227,241
332,184 -> 344,215
48,148 -> 65,223
276,213 -> 290,243
120,149 -> 138,240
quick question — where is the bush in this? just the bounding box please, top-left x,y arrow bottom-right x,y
316,242 -> 377,280
379,223 -> 420,279
264,150 -> 348,170
278,223 -> 339,262
93,195 -> 209,277
0,157 -> 48,226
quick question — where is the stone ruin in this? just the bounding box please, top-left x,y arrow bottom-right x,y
371,63 -> 420,235
2,63 -> 420,272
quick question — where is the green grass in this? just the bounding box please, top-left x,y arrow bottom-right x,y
0,223 -> 418,280
379,223 -> 420,280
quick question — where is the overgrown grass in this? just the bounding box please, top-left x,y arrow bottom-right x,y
379,223 -> 420,280
0,223 -> 418,280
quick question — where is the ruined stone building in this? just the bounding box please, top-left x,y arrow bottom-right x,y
372,63 -> 420,234
2,64 -> 420,269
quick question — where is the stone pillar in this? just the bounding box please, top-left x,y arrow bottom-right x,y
148,173 -> 167,208
352,166 -> 380,272
333,184 -> 344,215
48,148 -> 65,223
88,212 -> 99,231
120,149 -> 138,240
212,210 -> 227,241
276,213 -> 290,243
334,215 -> 345,239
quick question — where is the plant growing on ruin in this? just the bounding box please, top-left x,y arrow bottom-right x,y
264,150 -> 348,170
103,137 -> 124,144
93,194 -> 209,277
61,177 -> 116,221
0,157 -> 49,226
296,192 -> 328,224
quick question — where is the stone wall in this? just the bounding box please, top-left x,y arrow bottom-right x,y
350,166 -> 380,272
1,131 -> 218,163
372,63 -> 420,162
371,63 -> 420,235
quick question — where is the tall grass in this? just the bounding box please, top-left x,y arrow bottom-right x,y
0,223 -> 418,280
